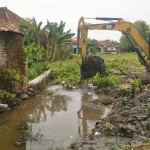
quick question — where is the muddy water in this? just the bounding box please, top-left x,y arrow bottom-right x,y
0,85 -> 112,150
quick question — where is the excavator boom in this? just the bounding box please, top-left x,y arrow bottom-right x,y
77,16 -> 150,70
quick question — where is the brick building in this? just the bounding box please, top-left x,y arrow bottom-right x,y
0,7 -> 25,75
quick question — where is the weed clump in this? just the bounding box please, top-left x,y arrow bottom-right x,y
94,74 -> 123,89
101,98 -> 112,105
102,122 -> 114,133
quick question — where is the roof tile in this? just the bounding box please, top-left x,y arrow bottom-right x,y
98,40 -> 115,47
0,7 -> 24,34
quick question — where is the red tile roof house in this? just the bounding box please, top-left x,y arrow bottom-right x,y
71,36 -> 81,54
98,40 -> 120,53
0,7 -> 25,75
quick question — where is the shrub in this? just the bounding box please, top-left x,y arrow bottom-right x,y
31,61 -> 49,75
28,69 -> 37,80
94,74 -> 123,89
28,61 -> 50,80
48,59 -> 80,85
0,69 -> 26,91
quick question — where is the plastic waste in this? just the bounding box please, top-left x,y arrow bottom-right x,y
95,132 -> 100,136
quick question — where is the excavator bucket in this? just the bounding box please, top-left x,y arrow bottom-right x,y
80,55 -> 105,79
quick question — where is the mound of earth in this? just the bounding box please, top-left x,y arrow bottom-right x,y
80,55 -> 105,79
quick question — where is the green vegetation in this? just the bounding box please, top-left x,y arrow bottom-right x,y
120,20 -> 150,52
20,17 -> 75,65
28,61 -> 50,80
19,17 -> 146,89
94,74 -> 123,89
0,69 -> 26,91
100,53 -> 144,72
102,122 -> 114,133
111,144 -> 130,150
26,51 -> 145,90
15,17 -> 148,90
48,58 -> 80,86
120,97 -> 127,106
101,98 -> 112,105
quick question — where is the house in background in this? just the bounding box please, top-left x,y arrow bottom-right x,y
71,36 -> 81,54
98,40 -> 120,53
71,37 -> 120,54
0,7 -> 25,75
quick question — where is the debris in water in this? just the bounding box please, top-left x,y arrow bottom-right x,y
95,132 -> 100,136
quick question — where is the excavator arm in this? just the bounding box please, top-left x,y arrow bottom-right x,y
77,16 -> 150,70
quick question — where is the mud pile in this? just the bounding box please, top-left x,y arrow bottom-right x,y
70,87 -> 150,150
80,55 -> 105,79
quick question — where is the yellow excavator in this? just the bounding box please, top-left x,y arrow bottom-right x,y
77,17 -> 150,73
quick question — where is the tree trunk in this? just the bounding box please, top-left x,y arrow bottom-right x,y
52,44 -> 57,62
49,42 -> 54,61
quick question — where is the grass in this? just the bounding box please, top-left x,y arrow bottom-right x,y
94,74 -> 124,89
28,61 -> 50,80
47,58 -> 80,86
27,52 -> 145,88
100,52 -> 145,72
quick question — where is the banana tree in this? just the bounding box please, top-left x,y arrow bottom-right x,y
29,17 -> 43,52
42,21 -> 56,60
24,42 -> 35,75
57,30 -> 75,60
51,21 -> 75,61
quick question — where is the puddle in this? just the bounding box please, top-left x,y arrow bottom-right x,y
0,85 -> 112,150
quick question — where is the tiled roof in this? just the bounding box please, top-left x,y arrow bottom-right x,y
0,19 -> 21,33
98,40 -> 115,47
0,7 -> 24,34
71,37 -> 77,43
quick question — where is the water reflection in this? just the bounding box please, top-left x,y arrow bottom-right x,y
0,86 -> 112,150
49,95 -> 68,115
29,95 -> 68,123
77,91 -> 104,135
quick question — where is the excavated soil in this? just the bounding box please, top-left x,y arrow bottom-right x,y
80,55 -> 105,79
70,85 -> 150,150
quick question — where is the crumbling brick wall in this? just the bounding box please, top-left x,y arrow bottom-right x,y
0,31 -> 25,75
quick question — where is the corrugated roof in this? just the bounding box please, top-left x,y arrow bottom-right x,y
0,7 -> 24,34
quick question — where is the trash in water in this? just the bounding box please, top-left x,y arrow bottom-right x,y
95,132 -> 100,136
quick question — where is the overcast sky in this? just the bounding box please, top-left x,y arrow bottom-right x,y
1,0 -> 150,41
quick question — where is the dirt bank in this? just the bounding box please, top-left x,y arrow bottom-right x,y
70,85 -> 150,150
